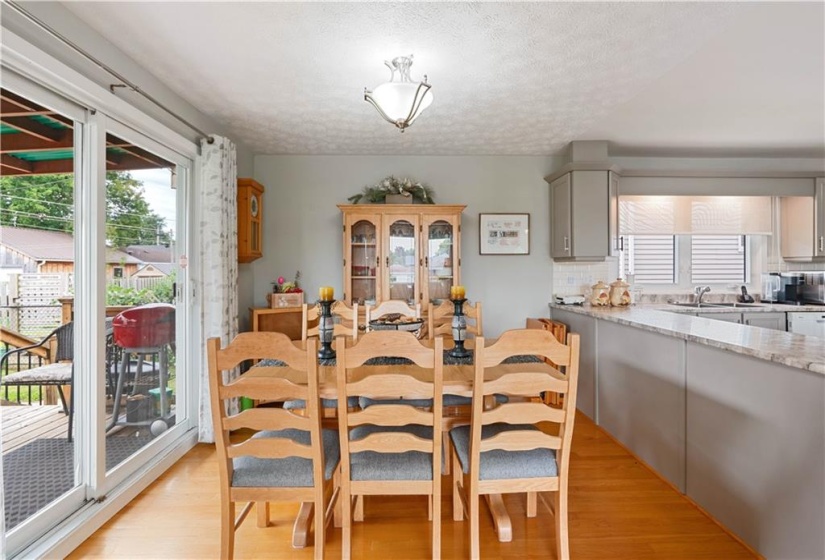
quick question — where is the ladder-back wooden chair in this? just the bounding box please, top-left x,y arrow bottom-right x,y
335,332 -> 444,559
525,318 -> 569,405
364,300 -> 421,330
302,301 -> 359,342
427,300 -> 483,340
449,329 -> 580,560
207,333 -> 340,560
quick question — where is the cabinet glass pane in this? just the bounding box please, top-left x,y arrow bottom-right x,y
350,220 -> 377,304
427,220 -> 454,303
388,220 -> 416,303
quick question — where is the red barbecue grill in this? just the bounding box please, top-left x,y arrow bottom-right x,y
108,304 -> 176,432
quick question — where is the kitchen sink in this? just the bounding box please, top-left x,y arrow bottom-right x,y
669,302 -> 765,309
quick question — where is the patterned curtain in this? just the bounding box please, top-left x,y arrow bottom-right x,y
197,136 -> 239,443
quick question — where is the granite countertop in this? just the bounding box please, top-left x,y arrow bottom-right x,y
548,302 -> 825,376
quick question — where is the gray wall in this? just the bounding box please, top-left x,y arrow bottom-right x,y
249,155 -> 563,336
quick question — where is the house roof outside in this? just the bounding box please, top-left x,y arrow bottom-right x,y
123,244 -> 172,264
135,262 -> 174,276
0,226 -> 142,264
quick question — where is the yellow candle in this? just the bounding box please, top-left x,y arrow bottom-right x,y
327,287 -> 334,301
319,286 -> 334,301
452,285 -> 465,299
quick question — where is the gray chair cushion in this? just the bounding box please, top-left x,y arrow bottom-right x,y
449,423 -> 558,480
358,396 -> 434,409
232,428 -> 340,487
283,397 -> 359,410
1,363 -> 72,385
349,424 -> 435,481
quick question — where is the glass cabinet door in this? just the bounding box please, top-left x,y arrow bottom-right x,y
349,219 -> 378,305
386,219 -> 418,304
425,219 -> 457,303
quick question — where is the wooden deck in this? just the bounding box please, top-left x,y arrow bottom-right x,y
68,412 -> 759,560
1,404 -> 69,452
1,404 -> 124,454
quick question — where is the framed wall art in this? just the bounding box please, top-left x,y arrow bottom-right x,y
479,213 -> 530,255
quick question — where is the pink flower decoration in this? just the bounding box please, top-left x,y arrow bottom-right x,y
277,276 -> 285,285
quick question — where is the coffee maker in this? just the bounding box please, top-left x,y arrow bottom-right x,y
779,273 -> 805,304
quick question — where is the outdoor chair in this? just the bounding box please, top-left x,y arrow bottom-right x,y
0,322 -> 74,440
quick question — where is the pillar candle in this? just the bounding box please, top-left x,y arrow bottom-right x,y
455,285 -> 465,299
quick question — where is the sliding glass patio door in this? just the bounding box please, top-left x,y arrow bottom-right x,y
2,74 -> 195,556
1,73 -> 89,552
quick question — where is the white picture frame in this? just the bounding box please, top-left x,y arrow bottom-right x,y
479,213 -> 530,255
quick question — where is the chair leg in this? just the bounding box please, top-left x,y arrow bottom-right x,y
314,495 -> 325,560
257,502 -> 269,527
452,450 -> 463,521
333,469 -> 343,528
433,485 -> 441,559
442,437 -> 450,475
555,488 -> 569,560
526,492 -> 537,518
354,494 -> 364,522
341,491 -> 352,560
66,383 -> 74,442
222,496 -> 235,560
469,489 -> 480,560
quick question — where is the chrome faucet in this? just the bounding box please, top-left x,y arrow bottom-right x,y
694,285 -> 711,304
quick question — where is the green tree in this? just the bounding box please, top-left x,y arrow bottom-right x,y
0,171 -> 172,247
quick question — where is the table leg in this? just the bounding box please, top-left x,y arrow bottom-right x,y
484,494 -> 513,542
292,502 -> 314,548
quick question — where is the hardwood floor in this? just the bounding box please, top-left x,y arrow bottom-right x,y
68,412 -> 757,559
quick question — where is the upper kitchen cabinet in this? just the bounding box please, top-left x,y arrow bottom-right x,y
780,178 -> 825,261
339,204 -> 465,307
548,169 -> 620,261
237,178 -> 264,263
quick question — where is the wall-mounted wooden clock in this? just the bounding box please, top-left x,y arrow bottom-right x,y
237,178 -> 264,263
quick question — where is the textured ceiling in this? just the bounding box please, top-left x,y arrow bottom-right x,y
62,2 -> 824,157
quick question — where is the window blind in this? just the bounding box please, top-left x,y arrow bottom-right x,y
622,235 -> 676,284
619,196 -> 772,235
691,235 -> 747,283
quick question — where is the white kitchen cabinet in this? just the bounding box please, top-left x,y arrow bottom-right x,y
742,312 -> 787,331
697,312 -> 742,324
780,178 -> 825,261
548,170 -> 620,261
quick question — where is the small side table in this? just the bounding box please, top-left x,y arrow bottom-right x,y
250,307 -> 303,339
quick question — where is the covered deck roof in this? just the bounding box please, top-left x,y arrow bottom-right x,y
1,88 -> 173,176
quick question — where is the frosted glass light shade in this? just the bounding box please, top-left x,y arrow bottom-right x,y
364,54 -> 433,131
371,82 -> 433,122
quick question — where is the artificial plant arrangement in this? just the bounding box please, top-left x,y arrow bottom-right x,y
347,175 -> 435,204
272,270 -> 302,293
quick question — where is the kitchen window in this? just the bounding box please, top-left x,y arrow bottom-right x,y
621,234 -> 750,286
619,195 -> 769,289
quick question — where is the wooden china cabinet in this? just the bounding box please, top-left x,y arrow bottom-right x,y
338,204 -> 465,307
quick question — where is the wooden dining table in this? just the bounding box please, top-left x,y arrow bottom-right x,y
243,343 -> 559,548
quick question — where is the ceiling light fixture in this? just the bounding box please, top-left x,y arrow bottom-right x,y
364,55 -> 433,132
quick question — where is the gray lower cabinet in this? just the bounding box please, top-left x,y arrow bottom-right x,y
697,312 -> 742,324
741,311 -> 786,331
563,311 -> 825,559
